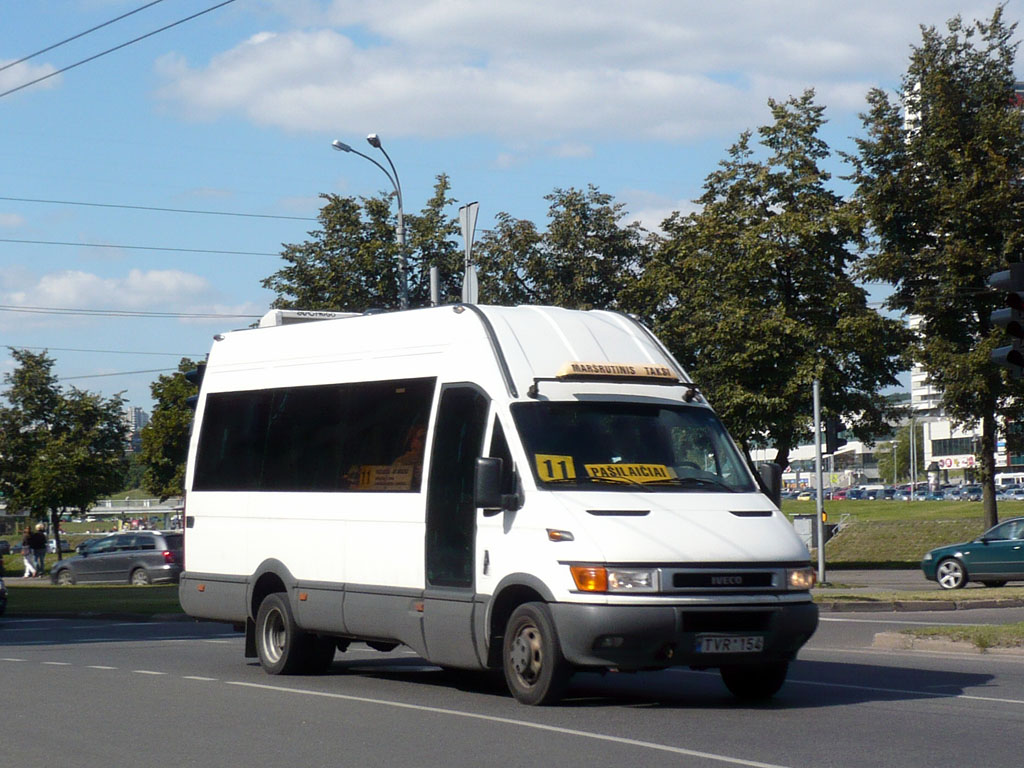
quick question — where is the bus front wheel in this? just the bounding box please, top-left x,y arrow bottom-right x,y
502,602 -> 571,705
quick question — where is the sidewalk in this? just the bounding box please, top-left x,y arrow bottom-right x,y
814,568 -> 1024,612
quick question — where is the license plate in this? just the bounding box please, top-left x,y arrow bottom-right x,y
696,635 -> 764,654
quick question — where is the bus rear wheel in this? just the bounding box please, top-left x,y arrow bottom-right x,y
256,593 -> 311,675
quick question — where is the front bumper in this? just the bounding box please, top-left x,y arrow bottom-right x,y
549,599 -> 818,670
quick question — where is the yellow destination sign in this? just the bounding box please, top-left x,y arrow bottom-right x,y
556,361 -> 678,381
584,463 -> 674,482
357,465 -> 415,491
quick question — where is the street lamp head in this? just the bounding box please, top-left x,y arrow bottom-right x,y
331,139 -> 352,152
366,133 -> 382,149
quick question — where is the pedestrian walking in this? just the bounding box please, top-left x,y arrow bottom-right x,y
27,523 -> 47,577
20,530 -> 37,578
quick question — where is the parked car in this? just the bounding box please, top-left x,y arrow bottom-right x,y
46,538 -> 75,554
962,485 -> 982,501
922,516 -> 1024,589
49,531 -> 184,586
0,540 -> 10,556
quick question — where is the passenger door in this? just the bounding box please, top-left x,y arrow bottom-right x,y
422,384 -> 490,668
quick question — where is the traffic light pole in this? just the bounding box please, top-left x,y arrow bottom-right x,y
813,379 -> 826,584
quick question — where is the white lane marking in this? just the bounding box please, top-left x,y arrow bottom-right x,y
0,658 -> 26,662
226,681 -> 794,768
87,665 -> 118,670
819,616 -> 991,627
133,670 -> 166,676
41,661 -> 71,666
183,675 -> 218,681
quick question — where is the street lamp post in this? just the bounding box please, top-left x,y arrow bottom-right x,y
331,134 -> 409,310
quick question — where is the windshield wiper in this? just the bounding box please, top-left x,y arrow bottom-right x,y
583,475 -> 655,492
653,476 -> 737,492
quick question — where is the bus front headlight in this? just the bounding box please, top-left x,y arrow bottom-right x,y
570,565 -> 659,592
786,567 -> 817,590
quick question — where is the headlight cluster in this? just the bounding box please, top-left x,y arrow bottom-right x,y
570,565 -> 659,593
786,567 -> 817,590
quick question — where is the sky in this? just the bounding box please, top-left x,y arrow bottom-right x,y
0,0 -> 1017,411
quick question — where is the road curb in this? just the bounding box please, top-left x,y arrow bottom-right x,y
817,598 -> 1024,612
872,631 -> 1024,655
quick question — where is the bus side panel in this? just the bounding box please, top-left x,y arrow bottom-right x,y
343,586 -> 428,656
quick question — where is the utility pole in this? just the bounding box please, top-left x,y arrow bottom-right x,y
813,380 -> 826,584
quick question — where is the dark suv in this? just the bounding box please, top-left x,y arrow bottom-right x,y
50,531 -> 184,586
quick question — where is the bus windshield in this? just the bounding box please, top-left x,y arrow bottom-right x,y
510,401 -> 756,493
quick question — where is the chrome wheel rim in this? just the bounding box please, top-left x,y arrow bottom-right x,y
261,607 -> 286,665
937,560 -> 964,589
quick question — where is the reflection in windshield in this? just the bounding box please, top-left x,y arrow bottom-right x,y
511,401 -> 755,492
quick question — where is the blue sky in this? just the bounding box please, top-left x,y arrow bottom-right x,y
0,0 -> 1015,410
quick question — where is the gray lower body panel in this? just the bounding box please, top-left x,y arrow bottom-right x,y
179,574 -> 249,624
549,600 -> 819,670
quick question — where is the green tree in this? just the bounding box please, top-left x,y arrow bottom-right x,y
262,175 -> 462,311
138,358 -> 199,500
476,186 -> 649,309
630,91 -> 907,467
848,7 -> 1024,527
0,349 -> 127,555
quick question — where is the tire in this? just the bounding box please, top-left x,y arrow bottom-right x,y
936,558 -> 967,590
255,593 -> 311,675
720,661 -> 789,701
56,569 -> 75,586
982,580 -> 1008,588
130,568 -> 151,586
502,602 -> 571,706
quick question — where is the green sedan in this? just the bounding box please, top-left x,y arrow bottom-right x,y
921,517 -> 1024,589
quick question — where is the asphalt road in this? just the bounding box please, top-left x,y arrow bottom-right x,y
2,608 -> 1023,768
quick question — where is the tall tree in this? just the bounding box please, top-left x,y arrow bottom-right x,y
138,358 -> 199,500
476,186 -> 649,309
848,7 -> 1024,527
0,349 -> 127,555
630,91 -> 907,467
262,175 -> 462,311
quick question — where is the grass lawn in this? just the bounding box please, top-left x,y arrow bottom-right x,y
781,499 -> 1024,567
3,583 -> 183,616
900,621 -> 1024,649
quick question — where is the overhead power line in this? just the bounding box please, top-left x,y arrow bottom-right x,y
0,304 -> 260,319
0,0 -> 168,74
0,238 -> 278,257
8,345 -> 202,357
61,367 -> 177,381
0,196 -> 317,222
0,0 -> 238,100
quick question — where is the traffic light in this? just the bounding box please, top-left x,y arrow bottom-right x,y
989,263 -> 1024,379
184,361 -> 206,411
825,416 -> 847,455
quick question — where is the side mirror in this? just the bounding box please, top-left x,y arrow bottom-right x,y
474,457 -> 520,515
756,462 -> 783,508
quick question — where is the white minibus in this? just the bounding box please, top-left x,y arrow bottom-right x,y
180,305 -> 818,705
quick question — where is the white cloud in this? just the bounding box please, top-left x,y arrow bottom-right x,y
155,1 -> 1009,143
0,269 -> 220,329
0,59 -> 59,97
0,213 -> 25,228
